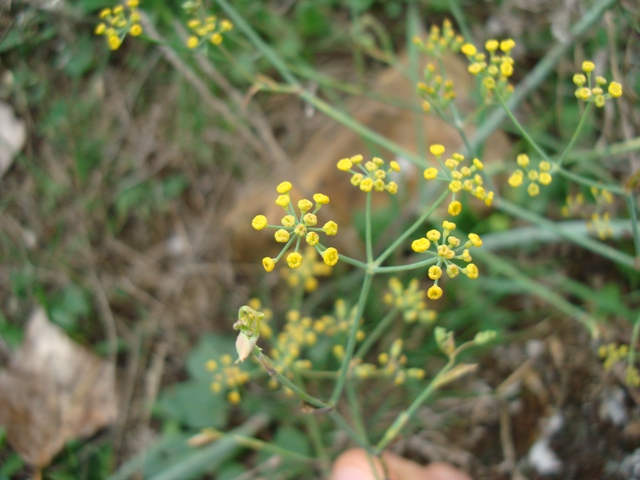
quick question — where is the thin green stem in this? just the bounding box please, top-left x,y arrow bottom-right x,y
625,194 -> 640,259
374,257 -> 438,274
473,248 -> 600,338
375,189 -> 450,267
495,197 -> 637,270
355,307 -> 399,360
365,192 -> 374,264
346,380 -> 369,443
556,103 -> 593,167
293,371 -> 330,473
218,431 -> 315,463
214,0 -> 300,87
329,410 -> 376,454
557,168 -> 625,195
495,90 -> 550,162
254,349 -> 331,409
330,273 -> 374,404
375,358 -> 454,453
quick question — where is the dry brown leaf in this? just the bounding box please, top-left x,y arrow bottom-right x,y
0,308 -> 117,469
0,101 -> 26,178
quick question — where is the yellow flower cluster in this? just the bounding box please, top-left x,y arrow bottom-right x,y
417,63 -> 456,113
281,247 -> 332,293
507,153 -> 553,197
383,277 -> 437,324
186,15 -> 233,49
460,38 -> 516,101
206,354 -> 250,404
411,221 -> 482,300
354,339 -> 425,385
562,187 -> 615,240
423,144 -> 493,212
95,0 -> 142,51
573,61 -> 623,107
337,155 -> 400,194
412,19 -> 464,57
315,299 -> 366,339
598,342 -> 640,387
252,182 -> 339,272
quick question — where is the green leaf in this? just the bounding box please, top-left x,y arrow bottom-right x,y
273,425 -> 311,457
156,380 -> 228,429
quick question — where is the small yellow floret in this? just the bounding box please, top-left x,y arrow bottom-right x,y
499,39 -> 515,52
575,87 -> 591,100
228,391 -> 241,404
262,257 -> 275,272
337,158 -> 353,171
108,35 -> 122,50
211,33 -> 223,45
423,167 -> 438,180
322,247 -> 339,266
323,221 -> 338,236
360,178 -> 373,192
95,23 -> 106,35
252,215 -> 268,230
220,20 -> 233,31
426,230 -> 441,242
274,229 -> 290,243
428,265 -> 443,280
429,144 -> 445,156
485,39 -> 499,52
461,43 -> 477,56
306,232 -> 319,246
411,238 -> 430,253
298,199 -> 313,212
516,153 -> 529,167
581,61 -> 595,73
464,263 -> 479,279
539,172 -> 552,185
277,181 -> 292,193
389,161 -> 401,172
313,193 -> 330,204
129,24 -> 142,36
527,183 -> 540,197
508,172 -> 523,188
442,221 -> 456,231
608,82 -> 622,98
448,200 -> 462,216
427,285 -> 443,300
187,36 -> 199,49
275,195 -> 290,207
468,233 -> 482,247
287,252 -> 303,269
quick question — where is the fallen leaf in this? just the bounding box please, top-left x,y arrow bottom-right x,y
0,101 -> 26,178
0,308 -> 117,469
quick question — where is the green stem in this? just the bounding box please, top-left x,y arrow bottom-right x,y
330,273 -> 373,404
346,380 -> 369,443
495,90 -> 550,162
329,410 -> 376,454
355,307 -> 399,360
473,248 -> 600,338
495,197 -> 638,270
375,358 -> 454,452
625,194 -> 640,259
254,349 -> 331,409
214,0 -> 300,87
557,167 -> 625,195
293,371 -> 330,472
556,102 -> 593,167
218,431 -> 315,463
365,192 -> 374,264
